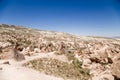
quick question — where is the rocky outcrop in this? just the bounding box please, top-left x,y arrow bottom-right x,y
111,53 -> 120,79
12,48 -> 25,61
0,45 -> 25,61
111,61 -> 120,79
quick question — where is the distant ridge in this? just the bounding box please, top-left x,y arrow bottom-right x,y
113,36 -> 120,39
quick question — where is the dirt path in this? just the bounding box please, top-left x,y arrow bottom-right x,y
0,52 -> 65,80
0,64 -> 63,80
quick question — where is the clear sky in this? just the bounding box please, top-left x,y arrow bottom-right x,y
0,0 -> 120,37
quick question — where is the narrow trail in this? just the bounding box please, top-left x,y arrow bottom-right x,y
0,52 -> 66,80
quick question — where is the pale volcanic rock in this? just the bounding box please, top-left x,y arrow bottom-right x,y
0,24 -> 120,80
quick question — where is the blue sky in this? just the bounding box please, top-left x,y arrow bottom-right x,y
0,0 -> 120,37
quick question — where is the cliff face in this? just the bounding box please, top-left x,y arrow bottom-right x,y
0,24 -> 120,80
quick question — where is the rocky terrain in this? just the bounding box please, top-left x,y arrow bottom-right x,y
0,24 -> 120,80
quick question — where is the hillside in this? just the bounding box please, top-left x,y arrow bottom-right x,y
0,24 -> 120,80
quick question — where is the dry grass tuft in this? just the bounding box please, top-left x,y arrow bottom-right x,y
23,58 -> 90,80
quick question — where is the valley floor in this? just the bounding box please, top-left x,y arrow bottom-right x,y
0,53 -> 65,80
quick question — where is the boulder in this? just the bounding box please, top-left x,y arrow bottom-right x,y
13,49 -> 25,61
1,46 -> 25,61
111,61 -> 120,78
0,67 -> 2,70
3,61 -> 10,65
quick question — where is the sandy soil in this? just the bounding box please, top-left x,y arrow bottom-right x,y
0,52 -> 65,80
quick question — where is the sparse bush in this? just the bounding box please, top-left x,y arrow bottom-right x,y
66,51 -> 74,61
66,51 -> 90,78
23,58 -> 90,80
